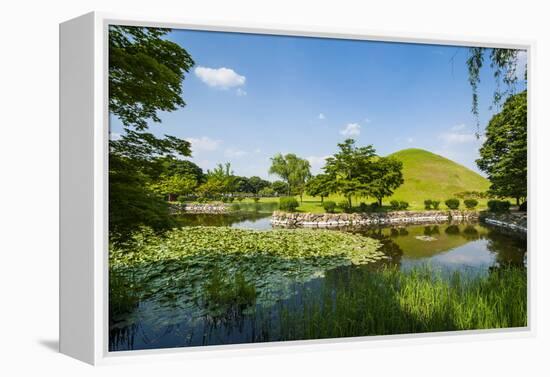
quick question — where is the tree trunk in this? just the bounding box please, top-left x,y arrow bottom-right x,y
516,197 -> 520,206
321,196 -> 324,203
378,197 -> 382,207
348,196 -> 352,208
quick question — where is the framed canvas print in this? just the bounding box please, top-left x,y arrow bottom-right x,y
60,12 -> 532,365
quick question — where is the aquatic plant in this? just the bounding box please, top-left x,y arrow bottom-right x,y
110,226 -> 384,324
275,265 -> 527,340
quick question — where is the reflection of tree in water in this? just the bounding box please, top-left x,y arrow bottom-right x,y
174,212 -> 271,227
462,225 -> 480,241
353,227 -> 404,267
485,228 -> 527,268
445,225 -> 460,235
424,225 -> 440,236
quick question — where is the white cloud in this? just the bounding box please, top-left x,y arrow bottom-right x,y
318,113 -> 326,120
254,148 -> 262,153
439,132 -> 476,144
185,136 -> 221,152
451,123 -> 466,131
406,137 -> 414,144
340,123 -> 361,137
364,117 -> 371,123
225,148 -> 247,158
307,155 -> 331,174
194,66 -> 246,89
236,88 -> 247,96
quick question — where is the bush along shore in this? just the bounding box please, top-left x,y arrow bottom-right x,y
271,210 -> 479,228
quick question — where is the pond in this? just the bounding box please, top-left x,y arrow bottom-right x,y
109,211 -> 527,351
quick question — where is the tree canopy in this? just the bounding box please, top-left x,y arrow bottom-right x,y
305,174 -> 334,203
367,157 -> 404,206
108,26 -> 195,242
322,139 -> 403,207
466,47 -> 526,135
109,26 -> 194,130
269,154 -> 311,198
323,139 -> 377,206
476,91 -> 527,205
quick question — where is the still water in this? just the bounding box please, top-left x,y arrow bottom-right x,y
109,212 -> 526,351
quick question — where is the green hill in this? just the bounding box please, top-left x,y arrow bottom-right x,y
387,148 -> 490,208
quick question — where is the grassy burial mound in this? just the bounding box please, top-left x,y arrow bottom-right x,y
387,148 -> 490,207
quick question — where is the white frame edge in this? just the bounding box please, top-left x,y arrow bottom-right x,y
59,11 -> 536,365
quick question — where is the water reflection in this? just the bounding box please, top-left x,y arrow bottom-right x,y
109,214 -> 527,351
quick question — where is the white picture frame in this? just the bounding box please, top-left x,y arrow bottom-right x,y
59,11 -> 535,365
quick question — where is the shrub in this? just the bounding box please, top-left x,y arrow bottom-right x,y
338,200 -> 353,213
252,197 -> 260,203
444,198 -> 460,210
323,201 -> 337,213
177,195 -> 187,203
258,187 -> 275,197
432,200 -> 440,210
424,199 -> 433,210
236,196 -> 245,202
519,201 -> 527,212
464,199 -> 479,209
487,200 -> 511,213
358,202 -> 369,213
279,196 -> 299,212
227,197 -> 235,203
231,203 -> 241,211
398,201 -> 409,210
369,202 -> 380,212
390,200 -> 400,210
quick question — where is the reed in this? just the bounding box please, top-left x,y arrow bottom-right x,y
270,265 -> 527,340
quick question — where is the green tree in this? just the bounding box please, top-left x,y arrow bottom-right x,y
258,187 -> 275,197
109,26 -> 194,130
204,163 -> 237,196
233,176 -> 252,193
271,180 -> 289,196
247,176 -> 271,194
159,157 -> 205,184
196,179 -> 227,199
268,154 -> 311,199
150,174 -> 197,201
108,26 -> 195,242
367,157 -> 404,206
323,139 -> 377,207
305,174 -> 334,203
476,91 -> 527,205
466,47 -> 526,135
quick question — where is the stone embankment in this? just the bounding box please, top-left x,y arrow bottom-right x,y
480,211 -> 527,233
169,203 -> 230,214
271,210 -> 479,227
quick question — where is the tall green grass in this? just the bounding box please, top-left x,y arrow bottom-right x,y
272,265 -> 526,340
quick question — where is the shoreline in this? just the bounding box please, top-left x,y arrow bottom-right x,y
270,210 -> 479,228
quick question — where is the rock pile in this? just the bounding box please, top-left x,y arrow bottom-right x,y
271,210 -> 479,228
480,211 -> 527,233
169,203 -> 230,214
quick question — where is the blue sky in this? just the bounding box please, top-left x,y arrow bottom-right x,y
110,29 -> 527,180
